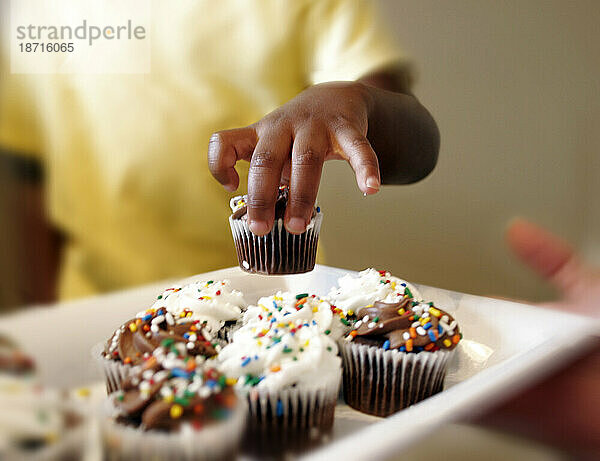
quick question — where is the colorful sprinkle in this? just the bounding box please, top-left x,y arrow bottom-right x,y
169,404 -> 183,419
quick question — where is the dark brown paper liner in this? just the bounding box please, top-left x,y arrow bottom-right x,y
242,372 -> 340,458
229,214 -> 322,275
339,340 -> 454,417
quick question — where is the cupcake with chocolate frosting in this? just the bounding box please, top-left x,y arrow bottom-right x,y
95,279 -> 245,392
229,184 -> 323,274
102,362 -> 246,461
97,308 -> 220,393
340,297 -> 461,416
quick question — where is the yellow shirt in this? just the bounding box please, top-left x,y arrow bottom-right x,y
0,0 -> 401,299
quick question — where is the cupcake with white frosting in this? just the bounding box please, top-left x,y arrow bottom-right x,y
242,291 -> 352,341
218,319 -> 341,456
149,279 -> 246,340
327,268 -> 422,313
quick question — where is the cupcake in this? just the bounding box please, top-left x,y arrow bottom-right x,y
242,291 -> 353,340
149,279 -> 247,340
97,309 -> 219,393
218,320 -> 341,456
229,184 -> 323,274
102,362 -> 246,461
0,337 -> 85,461
327,268 -> 423,313
96,279 -> 246,392
340,298 -> 461,416
0,335 -> 35,375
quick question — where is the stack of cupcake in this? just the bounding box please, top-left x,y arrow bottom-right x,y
95,268 -> 462,458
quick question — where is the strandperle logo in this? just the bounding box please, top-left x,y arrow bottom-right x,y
10,0 -> 151,74
15,20 -> 147,46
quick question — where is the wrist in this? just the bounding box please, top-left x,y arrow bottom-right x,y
353,81 -> 376,117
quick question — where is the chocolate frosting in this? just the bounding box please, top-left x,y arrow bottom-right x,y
105,308 -> 217,366
352,299 -> 461,352
114,365 -> 237,431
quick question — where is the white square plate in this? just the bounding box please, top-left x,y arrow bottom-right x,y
0,265 -> 597,460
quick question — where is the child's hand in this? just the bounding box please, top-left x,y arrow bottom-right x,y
208,82 -> 380,236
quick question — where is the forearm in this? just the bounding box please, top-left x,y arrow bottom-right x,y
361,84 -> 440,184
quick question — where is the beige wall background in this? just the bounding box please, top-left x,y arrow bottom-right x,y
319,0 -> 600,301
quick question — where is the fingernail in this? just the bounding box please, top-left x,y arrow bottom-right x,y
249,220 -> 269,236
287,217 -> 306,234
366,176 -> 380,191
224,183 -> 237,192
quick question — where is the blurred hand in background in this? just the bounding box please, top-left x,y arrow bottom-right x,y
481,218 -> 600,460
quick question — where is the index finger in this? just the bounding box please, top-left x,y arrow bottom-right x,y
208,127 -> 257,191
505,218 -> 583,295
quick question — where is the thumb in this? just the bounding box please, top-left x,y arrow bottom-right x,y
505,218 -> 585,298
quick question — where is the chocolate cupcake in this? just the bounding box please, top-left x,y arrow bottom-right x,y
95,279 -> 246,392
340,298 -> 461,417
96,308 -> 220,393
1,335 -> 85,461
218,320 -> 341,457
0,335 -> 35,375
229,185 -> 323,274
102,363 -> 246,461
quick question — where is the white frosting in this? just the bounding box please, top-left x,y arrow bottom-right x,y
242,291 -> 351,340
218,321 -> 341,393
146,280 -> 246,334
229,195 -> 246,213
327,268 -> 422,313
